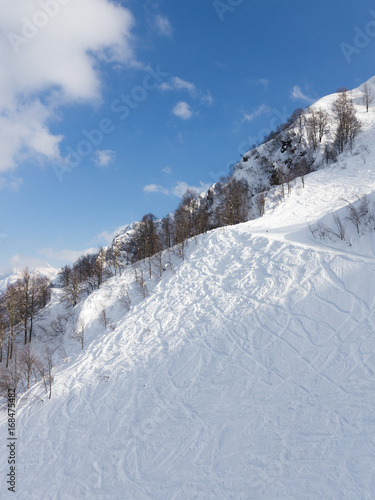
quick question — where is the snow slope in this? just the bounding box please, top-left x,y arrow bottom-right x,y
234,76 -> 375,197
1,197 -> 375,497
1,80 -> 375,499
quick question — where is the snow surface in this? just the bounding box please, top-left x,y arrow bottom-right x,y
1,80 -> 375,499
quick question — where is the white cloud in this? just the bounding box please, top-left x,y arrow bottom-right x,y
93,149 -> 116,168
143,181 -> 209,198
162,166 -> 172,174
143,184 -> 170,195
291,85 -> 315,104
39,247 -> 97,263
0,0 -> 136,174
160,77 -> 197,96
160,77 -> 214,114
172,101 -> 193,120
155,15 -> 173,37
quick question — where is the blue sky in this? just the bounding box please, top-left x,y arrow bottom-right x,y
1,0 -> 375,272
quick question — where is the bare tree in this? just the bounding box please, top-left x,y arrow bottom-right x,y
345,195 -> 369,234
363,82 -> 374,112
16,268 -> 30,345
19,343 -> 37,390
332,214 -> 346,241
35,347 -> 53,399
306,109 -> 319,151
1,285 -> 20,367
0,348 -> 21,400
332,88 -> 362,153
255,192 -> 266,217
45,347 -> 53,399
292,107 -> 305,140
73,320 -> 85,350
119,287 -> 131,311
316,109 -> 329,143
133,266 -> 149,298
161,215 -> 173,249
60,269 -> 84,307
107,239 -> 123,277
215,177 -> 249,227
28,275 -> 51,343
99,307 -> 110,330
94,247 -> 107,288
152,250 -> 164,279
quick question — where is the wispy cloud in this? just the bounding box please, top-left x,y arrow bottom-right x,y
258,78 -> 270,91
155,15 -> 173,37
143,180 -> 209,198
143,184 -> 170,195
290,85 -> 315,104
236,104 -> 271,129
93,149 -> 116,168
93,225 -> 128,245
172,181 -> 209,197
39,247 -> 97,263
242,104 -> 271,123
201,91 -> 214,106
172,101 -> 193,120
160,77 -> 197,97
160,77 -> 214,112
162,166 -> 172,174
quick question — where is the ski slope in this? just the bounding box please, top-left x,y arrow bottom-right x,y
1,213 -> 375,498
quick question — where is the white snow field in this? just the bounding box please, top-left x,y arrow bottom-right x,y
2,204 -> 375,498
2,82 -> 375,498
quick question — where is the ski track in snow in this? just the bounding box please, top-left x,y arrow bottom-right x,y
1,225 -> 375,499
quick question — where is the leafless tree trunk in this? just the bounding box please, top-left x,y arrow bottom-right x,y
0,348 -> 20,400
45,347 -> 53,399
317,109 -> 329,143
363,82 -> 374,112
134,266 -> 149,298
19,343 -> 37,389
332,88 -> 362,153
73,320 -> 85,350
255,192 -> 266,217
119,287 -> 131,311
99,307 -> 110,329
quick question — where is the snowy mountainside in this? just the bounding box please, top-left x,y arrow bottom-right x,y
233,76 -> 375,195
108,76 -> 375,258
2,79 -> 375,498
1,156 -> 375,498
0,265 -> 58,294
